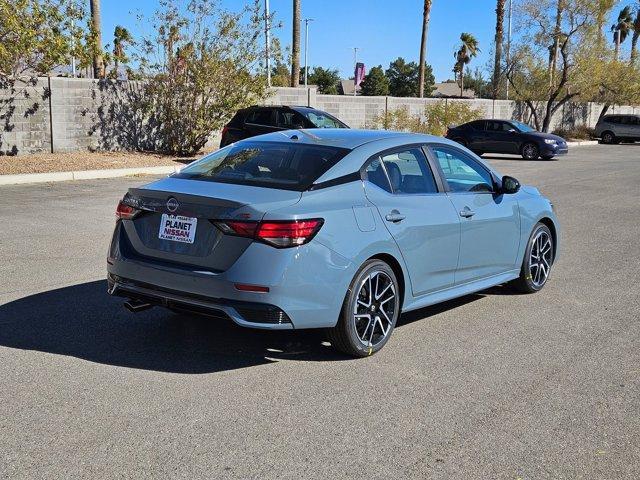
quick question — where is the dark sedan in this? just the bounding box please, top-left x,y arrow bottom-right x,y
446,119 -> 568,160
220,105 -> 349,147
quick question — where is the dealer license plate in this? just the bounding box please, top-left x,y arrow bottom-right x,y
158,214 -> 197,244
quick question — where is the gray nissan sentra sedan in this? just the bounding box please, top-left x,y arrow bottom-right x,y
108,129 -> 559,357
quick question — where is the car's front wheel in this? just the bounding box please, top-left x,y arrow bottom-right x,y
511,223 -> 554,293
327,259 -> 400,357
521,142 -> 539,160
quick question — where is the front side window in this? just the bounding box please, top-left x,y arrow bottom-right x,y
379,148 -> 438,194
300,110 -> 345,128
277,110 -> 307,129
486,121 -> 512,132
431,146 -> 494,193
175,141 -> 349,191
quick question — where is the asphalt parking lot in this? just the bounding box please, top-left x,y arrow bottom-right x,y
1,144 -> 639,479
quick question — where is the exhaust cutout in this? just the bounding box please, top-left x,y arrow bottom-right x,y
124,299 -> 153,313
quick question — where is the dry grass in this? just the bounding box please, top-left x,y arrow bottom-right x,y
0,151 -> 208,176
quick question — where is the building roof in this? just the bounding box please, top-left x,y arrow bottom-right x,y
339,79 -> 361,95
432,81 -> 476,99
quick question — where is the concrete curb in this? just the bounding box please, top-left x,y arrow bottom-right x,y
566,140 -> 600,146
0,165 -> 183,186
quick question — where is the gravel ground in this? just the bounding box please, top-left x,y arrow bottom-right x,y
0,151 -> 200,175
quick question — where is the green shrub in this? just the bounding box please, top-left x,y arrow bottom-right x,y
368,100 -> 483,136
552,125 -> 595,140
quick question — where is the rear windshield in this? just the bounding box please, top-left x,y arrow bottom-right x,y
174,141 -> 350,191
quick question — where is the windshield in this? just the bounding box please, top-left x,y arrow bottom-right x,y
511,121 -> 536,133
299,110 -> 347,128
174,141 -> 350,191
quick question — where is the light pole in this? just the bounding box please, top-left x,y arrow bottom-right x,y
506,0 -> 512,100
352,47 -> 359,96
265,0 -> 271,87
304,18 -> 314,87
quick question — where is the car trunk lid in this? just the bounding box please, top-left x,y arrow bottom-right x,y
120,177 -> 301,271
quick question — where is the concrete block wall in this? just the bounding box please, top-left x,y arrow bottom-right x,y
1,80 -> 638,156
0,80 -> 51,155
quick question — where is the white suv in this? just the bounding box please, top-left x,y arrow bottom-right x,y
595,114 -> 640,144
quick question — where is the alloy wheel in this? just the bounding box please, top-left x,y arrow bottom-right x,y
529,230 -> 553,288
352,270 -> 397,347
523,143 -> 538,159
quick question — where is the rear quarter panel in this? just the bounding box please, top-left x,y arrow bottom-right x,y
264,180 -> 413,311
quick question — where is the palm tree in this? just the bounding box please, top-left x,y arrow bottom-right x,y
631,3 -> 640,65
90,0 -> 104,78
453,33 -> 480,97
112,26 -> 133,79
418,0 -> 432,98
290,0 -> 301,87
492,0 -> 506,99
611,5 -> 634,60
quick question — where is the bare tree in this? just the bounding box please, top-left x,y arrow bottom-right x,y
418,0 -> 432,97
290,0 -> 300,87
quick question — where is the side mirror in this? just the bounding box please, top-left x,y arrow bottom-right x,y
501,175 -> 520,194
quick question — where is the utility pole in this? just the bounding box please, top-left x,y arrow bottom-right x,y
352,47 -> 359,96
506,0 -> 512,100
265,0 -> 271,87
304,18 -> 314,87
71,19 -> 77,77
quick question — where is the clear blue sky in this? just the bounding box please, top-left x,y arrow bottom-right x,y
98,0 -> 500,81
98,0 -> 627,82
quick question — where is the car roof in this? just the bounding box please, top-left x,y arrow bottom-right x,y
243,128 -> 441,150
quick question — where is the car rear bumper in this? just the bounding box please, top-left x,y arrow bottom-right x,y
107,221 -> 354,329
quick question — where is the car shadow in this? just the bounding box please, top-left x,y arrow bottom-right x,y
0,280 -> 517,373
479,154 -> 558,161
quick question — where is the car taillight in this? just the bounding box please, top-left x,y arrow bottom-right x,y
115,200 -> 140,220
214,219 -> 323,248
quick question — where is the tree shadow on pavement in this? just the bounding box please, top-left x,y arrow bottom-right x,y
0,281 -> 516,373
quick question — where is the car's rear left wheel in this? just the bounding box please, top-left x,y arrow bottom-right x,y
601,131 -> 616,144
327,259 -> 400,357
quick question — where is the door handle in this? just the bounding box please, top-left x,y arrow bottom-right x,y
385,210 -> 406,223
459,207 -> 475,218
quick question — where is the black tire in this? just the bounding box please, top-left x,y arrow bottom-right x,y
521,142 -> 539,160
601,131 -> 616,144
327,259 -> 400,357
510,223 -> 554,293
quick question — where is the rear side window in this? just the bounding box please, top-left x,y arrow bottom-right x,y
174,141 -> 349,191
467,120 -> 486,130
380,148 -> 438,194
245,109 -> 275,126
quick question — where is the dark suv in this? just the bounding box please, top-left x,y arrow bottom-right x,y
446,119 -> 568,160
220,105 -> 349,147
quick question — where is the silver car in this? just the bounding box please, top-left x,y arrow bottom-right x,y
107,129 -> 559,357
595,114 -> 640,144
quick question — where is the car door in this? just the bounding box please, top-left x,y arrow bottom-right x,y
484,121 -> 519,154
362,146 -> 461,297
630,116 -> 640,139
466,120 -> 487,151
427,144 -> 521,284
243,108 -> 279,139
